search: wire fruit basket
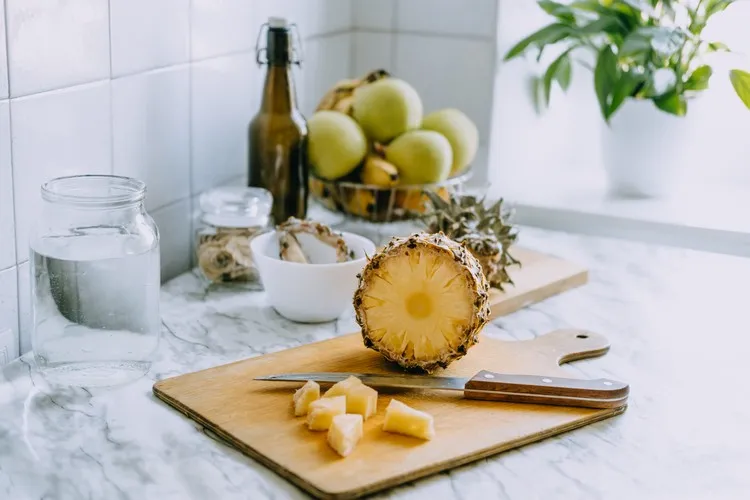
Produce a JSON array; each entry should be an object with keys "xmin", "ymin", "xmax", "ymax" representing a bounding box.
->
[{"xmin": 309, "ymin": 168, "xmax": 473, "ymax": 223}]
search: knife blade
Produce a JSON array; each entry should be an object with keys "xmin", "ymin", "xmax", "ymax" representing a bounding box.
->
[{"xmin": 255, "ymin": 370, "xmax": 630, "ymax": 410}]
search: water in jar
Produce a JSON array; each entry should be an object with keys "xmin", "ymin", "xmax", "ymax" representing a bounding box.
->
[{"xmin": 31, "ymin": 227, "xmax": 160, "ymax": 387}]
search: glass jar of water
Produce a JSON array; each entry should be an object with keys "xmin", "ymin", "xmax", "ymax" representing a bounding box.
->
[{"xmin": 30, "ymin": 175, "xmax": 161, "ymax": 387}]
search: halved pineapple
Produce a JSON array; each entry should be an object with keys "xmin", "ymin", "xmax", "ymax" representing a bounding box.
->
[
  {"xmin": 327, "ymin": 414, "xmax": 364, "ymax": 457},
  {"xmin": 292, "ymin": 380, "xmax": 320, "ymax": 416},
  {"xmin": 307, "ymin": 396, "xmax": 346, "ymax": 431},
  {"xmin": 323, "ymin": 376, "xmax": 378, "ymax": 420},
  {"xmin": 382, "ymin": 399, "xmax": 435, "ymax": 440},
  {"xmin": 353, "ymin": 232, "xmax": 491, "ymax": 373}
]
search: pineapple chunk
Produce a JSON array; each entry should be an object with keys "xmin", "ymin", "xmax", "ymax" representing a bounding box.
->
[
  {"xmin": 327, "ymin": 414, "xmax": 363, "ymax": 457},
  {"xmin": 353, "ymin": 233, "xmax": 491, "ymax": 373},
  {"xmin": 323, "ymin": 376, "xmax": 378, "ymax": 419},
  {"xmin": 322, "ymin": 375, "xmax": 363, "ymax": 398},
  {"xmin": 307, "ymin": 395, "xmax": 346, "ymax": 431},
  {"xmin": 346, "ymin": 383, "xmax": 378, "ymax": 420},
  {"xmin": 382, "ymin": 399, "xmax": 435, "ymax": 440},
  {"xmin": 292, "ymin": 380, "xmax": 320, "ymax": 416}
]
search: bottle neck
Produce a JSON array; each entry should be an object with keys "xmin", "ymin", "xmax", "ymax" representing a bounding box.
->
[
  {"xmin": 259, "ymin": 27, "xmax": 298, "ymax": 113},
  {"xmin": 260, "ymin": 65, "xmax": 298, "ymax": 113}
]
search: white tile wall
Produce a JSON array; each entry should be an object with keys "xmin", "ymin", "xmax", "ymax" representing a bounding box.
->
[
  {"xmin": 351, "ymin": 0, "xmax": 395, "ymax": 30},
  {"xmin": 0, "ymin": 0, "xmax": 504, "ymax": 360},
  {"xmin": 0, "ymin": 0, "xmax": 8, "ymax": 98},
  {"xmin": 0, "ymin": 102, "xmax": 14, "ymax": 270},
  {"xmin": 11, "ymin": 82, "xmax": 113, "ymax": 260},
  {"xmin": 191, "ymin": 52, "xmax": 256, "ymax": 193},
  {"xmin": 396, "ymin": 0, "xmax": 497, "ymax": 38},
  {"xmin": 112, "ymin": 66, "xmax": 191, "ymax": 211},
  {"xmin": 110, "ymin": 0, "xmax": 190, "ymax": 77},
  {"xmin": 5, "ymin": 0, "xmax": 110, "ymax": 96}
]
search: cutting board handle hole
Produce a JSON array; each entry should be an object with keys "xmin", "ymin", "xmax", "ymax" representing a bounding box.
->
[{"xmin": 576, "ymin": 334, "xmax": 589, "ymax": 339}]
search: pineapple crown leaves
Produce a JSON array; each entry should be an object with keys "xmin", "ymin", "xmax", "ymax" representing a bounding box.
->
[{"xmin": 417, "ymin": 190, "xmax": 522, "ymax": 289}]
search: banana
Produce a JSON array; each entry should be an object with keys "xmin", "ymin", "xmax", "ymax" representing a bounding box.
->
[
  {"xmin": 343, "ymin": 189, "xmax": 377, "ymax": 218},
  {"xmin": 315, "ymin": 69, "xmax": 391, "ymax": 115},
  {"xmin": 361, "ymin": 155, "xmax": 399, "ymax": 187}
]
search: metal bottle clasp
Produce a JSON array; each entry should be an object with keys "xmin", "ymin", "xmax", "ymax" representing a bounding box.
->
[{"xmin": 255, "ymin": 22, "xmax": 304, "ymax": 67}]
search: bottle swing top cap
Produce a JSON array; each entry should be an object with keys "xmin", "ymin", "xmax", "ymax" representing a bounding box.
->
[{"xmin": 268, "ymin": 17, "xmax": 288, "ymax": 28}]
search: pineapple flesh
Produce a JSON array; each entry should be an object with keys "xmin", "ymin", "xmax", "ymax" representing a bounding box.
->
[
  {"xmin": 382, "ymin": 399, "xmax": 435, "ymax": 440},
  {"xmin": 353, "ymin": 232, "xmax": 491, "ymax": 373},
  {"xmin": 327, "ymin": 414, "xmax": 364, "ymax": 457},
  {"xmin": 307, "ymin": 395, "xmax": 346, "ymax": 431},
  {"xmin": 323, "ymin": 376, "xmax": 378, "ymax": 419},
  {"xmin": 292, "ymin": 380, "xmax": 321, "ymax": 416}
]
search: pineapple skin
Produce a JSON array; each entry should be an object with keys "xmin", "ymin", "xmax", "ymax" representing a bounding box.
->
[{"xmin": 353, "ymin": 232, "xmax": 491, "ymax": 373}]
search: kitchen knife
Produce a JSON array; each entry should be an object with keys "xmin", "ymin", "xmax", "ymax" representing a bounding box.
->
[{"xmin": 255, "ymin": 370, "xmax": 629, "ymax": 410}]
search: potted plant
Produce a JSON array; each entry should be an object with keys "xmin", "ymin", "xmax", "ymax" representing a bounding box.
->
[{"xmin": 503, "ymin": 0, "xmax": 750, "ymax": 198}]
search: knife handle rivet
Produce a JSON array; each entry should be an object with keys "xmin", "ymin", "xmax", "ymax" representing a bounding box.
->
[
  {"xmin": 483, "ymin": 373, "xmax": 495, "ymax": 379},
  {"xmin": 542, "ymin": 378, "xmax": 552, "ymax": 383},
  {"xmin": 603, "ymin": 381, "xmax": 612, "ymax": 386}
]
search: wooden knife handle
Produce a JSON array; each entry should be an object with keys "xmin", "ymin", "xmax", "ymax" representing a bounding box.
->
[{"xmin": 463, "ymin": 370, "xmax": 629, "ymax": 410}]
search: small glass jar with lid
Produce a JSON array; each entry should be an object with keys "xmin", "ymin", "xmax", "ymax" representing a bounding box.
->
[{"xmin": 194, "ymin": 186, "xmax": 272, "ymax": 289}]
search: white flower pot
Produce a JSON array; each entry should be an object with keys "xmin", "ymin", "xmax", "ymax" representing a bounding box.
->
[{"xmin": 601, "ymin": 98, "xmax": 691, "ymax": 199}]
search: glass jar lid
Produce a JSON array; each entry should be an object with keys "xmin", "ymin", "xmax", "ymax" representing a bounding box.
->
[{"xmin": 199, "ymin": 186, "xmax": 272, "ymax": 228}]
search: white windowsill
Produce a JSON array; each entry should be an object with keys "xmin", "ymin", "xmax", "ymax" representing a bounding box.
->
[{"xmin": 497, "ymin": 176, "xmax": 750, "ymax": 258}]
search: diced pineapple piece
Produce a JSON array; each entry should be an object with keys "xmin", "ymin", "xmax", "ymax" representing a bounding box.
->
[
  {"xmin": 307, "ymin": 395, "xmax": 346, "ymax": 431},
  {"xmin": 346, "ymin": 383, "xmax": 378, "ymax": 420},
  {"xmin": 322, "ymin": 376, "xmax": 378, "ymax": 420},
  {"xmin": 382, "ymin": 399, "xmax": 435, "ymax": 440},
  {"xmin": 327, "ymin": 414, "xmax": 363, "ymax": 457},
  {"xmin": 322, "ymin": 375, "xmax": 363, "ymax": 398},
  {"xmin": 292, "ymin": 380, "xmax": 320, "ymax": 416}
]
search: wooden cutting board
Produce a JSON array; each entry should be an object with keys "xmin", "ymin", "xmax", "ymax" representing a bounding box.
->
[
  {"xmin": 154, "ymin": 329, "xmax": 626, "ymax": 499},
  {"xmin": 487, "ymin": 247, "xmax": 587, "ymax": 319}
]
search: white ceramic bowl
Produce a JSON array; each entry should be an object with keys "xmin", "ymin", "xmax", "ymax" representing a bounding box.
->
[{"xmin": 250, "ymin": 230, "xmax": 376, "ymax": 323}]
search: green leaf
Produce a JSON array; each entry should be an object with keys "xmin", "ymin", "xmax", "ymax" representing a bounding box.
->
[
  {"xmin": 684, "ymin": 65, "xmax": 713, "ymax": 91},
  {"xmin": 537, "ymin": 0, "xmax": 576, "ymax": 22},
  {"xmin": 729, "ymin": 69, "xmax": 750, "ymax": 110},
  {"xmin": 543, "ymin": 50, "xmax": 573, "ymax": 105},
  {"xmin": 705, "ymin": 0, "xmax": 736, "ymax": 18},
  {"xmin": 609, "ymin": 71, "xmax": 646, "ymax": 118},
  {"xmin": 594, "ymin": 45, "xmax": 618, "ymax": 121},
  {"xmin": 578, "ymin": 16, "xmax": 625, "ymax": 35},
  {"xmin": 653, "ymin": 91, "xmax": 687, "ymax": 116},
  {"xmin": 707, "ymin": 41, "xmax": 730, "ymax": 52},
  {"xmin": 503, "ymin": 23, "xmax": 572, "ymax": 61},
  {"xmin": 529, "ymin": 75, "xmax": 545, "ymax": 114}
]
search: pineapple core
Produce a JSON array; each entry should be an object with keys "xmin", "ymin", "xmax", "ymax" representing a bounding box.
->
[
  {"xmin": 354, "ymin": 234, "xmax": 489, "ymax": 373},
  {"xmin": 307, "ymin": 395, "xmax": 346, "ymax": 431},
  {"xmin": 382, "ymin": 399, "xmax": 435, "ymax": 440},
  {"xmin": 292, "ymin": 380, "xmax": 320, "ymax": 416},
  {"xmin": 327, "ymin": 414, "xmax": 364, "ymax": 457},
  {"xmin": 323, "ymin": 376, "xmax": 378, "ymax": 419}
]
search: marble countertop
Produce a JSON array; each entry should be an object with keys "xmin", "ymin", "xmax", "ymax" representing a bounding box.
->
[{"xmin": 2, "ymin": 223, "xmax": 750, "ymax": 500}]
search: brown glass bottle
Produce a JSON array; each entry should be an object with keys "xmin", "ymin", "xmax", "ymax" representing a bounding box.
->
[{"xmin": 248, "ymin": 18, "xmax": 308, "ymax": 224}]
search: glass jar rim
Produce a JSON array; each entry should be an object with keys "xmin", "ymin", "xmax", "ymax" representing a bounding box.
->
[
  {"xmin": 41, "ymin": 175, "xmax": 146, "ymax": 208},
  {"xmin": 199, "ymin": 186, "xmax": 272, "ymax": 227}
]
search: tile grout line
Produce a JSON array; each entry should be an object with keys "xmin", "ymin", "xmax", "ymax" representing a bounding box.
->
[
  {"xmin": 187, "ymin": 0, "xmax": 195, "ymax": 269},
  {"xmin": 107, "ymin": 0, "xmax": 115, "ymax": 176},
  {"xmin": 354, "ymin": 27, "xmax": 495, "ymax": 42},
  {"xmin": 4, "ymin": 0, "xmax": 21, "ymax": 356}
]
